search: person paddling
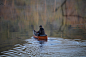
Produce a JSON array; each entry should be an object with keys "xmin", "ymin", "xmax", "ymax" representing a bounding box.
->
[{"xmin": 34, "ymin": 25, "xmax": 45, "ymax": 36}]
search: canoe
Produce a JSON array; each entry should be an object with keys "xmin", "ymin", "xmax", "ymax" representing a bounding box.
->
[
  {"xmin": 33, "ymin": 35, "xmax": 47, "ymax": 40},
  {"xmin": 33, "ymin": 31, "xmax": 47, "ymax": 40}
]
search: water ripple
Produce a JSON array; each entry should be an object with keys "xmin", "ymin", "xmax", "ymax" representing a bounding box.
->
[{"xmin": 0, "ymin": 37, "xmax": 86, "ymax": 57}]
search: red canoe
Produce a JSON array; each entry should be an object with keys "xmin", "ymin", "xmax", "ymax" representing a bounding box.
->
[{"xmin": 33, "ymin": 31, "xmax": 47, "ymax": 41}]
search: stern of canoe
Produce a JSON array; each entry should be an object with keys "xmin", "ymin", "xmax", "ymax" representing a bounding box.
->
[
  {"xmin": 33, "ymin": 30, "xmax": 47, "ymax": 41},
  {"xmin": 38, "ymin": 36, "xmax": 47, "ymax": 40}
]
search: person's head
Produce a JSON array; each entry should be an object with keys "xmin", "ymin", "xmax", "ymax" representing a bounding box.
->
[{"xmin": 39, "ymin": 25, "xmax": 42, "ymax": 28}]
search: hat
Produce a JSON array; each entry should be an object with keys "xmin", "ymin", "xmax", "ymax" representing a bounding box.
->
[{"xmin": 39, "ymin": 25, "xmax": 42, "ymax": 27}]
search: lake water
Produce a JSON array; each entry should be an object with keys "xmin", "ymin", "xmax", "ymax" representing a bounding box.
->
[{"xmin": 0, "ymin": 37, "xmax": 86, "ymax": 57}]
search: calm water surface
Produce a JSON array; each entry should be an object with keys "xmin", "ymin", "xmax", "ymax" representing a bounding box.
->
[{"xmin": 0, "ymin": 37, "xmax": 86, "ymax": 57}]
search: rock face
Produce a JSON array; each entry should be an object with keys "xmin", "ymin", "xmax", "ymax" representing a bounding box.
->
[
  {"xmin": 65, "ymin": 0, "xmax": 86, "ymax": 28},
  {"xmin": 0, "ymin": 0, "xmax": 86, "ymax": 38}
]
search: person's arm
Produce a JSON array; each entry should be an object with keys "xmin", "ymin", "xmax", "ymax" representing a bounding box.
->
[
  {"xmin": 34, "ymin": 30, "xmax": 36, "ymax": 32},
  {"xmin": 34, "ymin": 30, "xmax": 38, "ymax": 32},
  {"xmin": 37, "ymin": 29, "xmax": 41, "ymax": 33},
  {"xmin": 36, "ymin": 30, "xmax": 39, "ymax": 33}
]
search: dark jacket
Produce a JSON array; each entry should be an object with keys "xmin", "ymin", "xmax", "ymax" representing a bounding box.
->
[{"xmin": 37, "ymin": 27, "xmax": 45, "ymax": 35}]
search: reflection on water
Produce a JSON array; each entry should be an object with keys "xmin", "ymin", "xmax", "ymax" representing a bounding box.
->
[{"xmin": 0, "ymin": 37, "xmax": 86, "ymax": 57}]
